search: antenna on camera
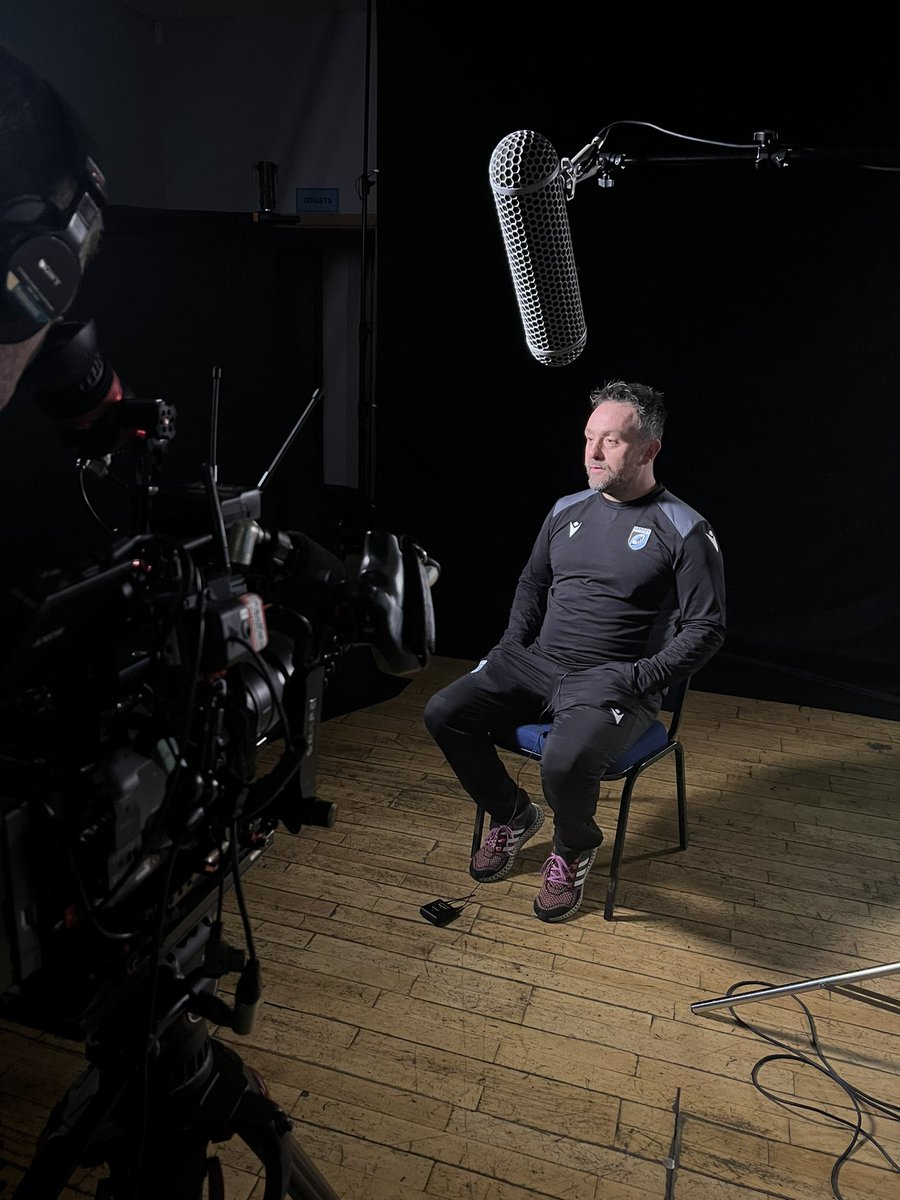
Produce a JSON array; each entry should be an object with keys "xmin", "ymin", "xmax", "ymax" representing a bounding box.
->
[
  {"xmin": 209, "ymin": 364, "xmax": 222, "ymax": 484},
  {"xmin": 203, "ymin": 461, "xmax": 232, "ymax": 571},
  {"xmin": 257, "ymin": 387, "xmax": 323, "ymax": 491},
  {"xmin": 204, "ymin": 365, "xmax": 232, "ymax": 567}
]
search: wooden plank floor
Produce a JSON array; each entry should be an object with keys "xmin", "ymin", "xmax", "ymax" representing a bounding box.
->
[{"xmin": 3, "ymin": 654, "xmax": 900, "ymax": 1199}]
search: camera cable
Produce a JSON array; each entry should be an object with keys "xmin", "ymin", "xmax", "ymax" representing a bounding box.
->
[{"xmin": 229, "ymin": 822, "xmax": 262, "ymax": 1035}]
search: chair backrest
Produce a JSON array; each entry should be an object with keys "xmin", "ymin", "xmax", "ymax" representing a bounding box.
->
[{"xmin": 659, "ymin": 674, "xmax": 690, "ymax": 742}]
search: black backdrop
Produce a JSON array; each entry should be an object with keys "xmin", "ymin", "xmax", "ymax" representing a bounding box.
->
[{"xmin": 373, "ymin": 9, "xmax": 900, "ymax": 718}]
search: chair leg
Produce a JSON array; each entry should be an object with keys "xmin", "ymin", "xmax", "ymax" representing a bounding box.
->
[
  {"xmin": 604, "ymin": 778, "xmax": 636, "ymax": 920},
  {"xmin": 471, "ymin": 806, "xmax": 486, "ymax": 858},
  {"xmin": 674, "ymin": 742, "xmax": 688, "ymax": 850}
]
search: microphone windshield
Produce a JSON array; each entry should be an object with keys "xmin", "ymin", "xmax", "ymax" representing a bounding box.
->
[{"xmin": 489, "ymin": 129, "xmax": 586, "ymax": 367}]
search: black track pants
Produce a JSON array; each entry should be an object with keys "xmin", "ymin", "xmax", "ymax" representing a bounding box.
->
[{"xmin": 423, "ymin": 642, "xmax": 659, "ymax": 858}]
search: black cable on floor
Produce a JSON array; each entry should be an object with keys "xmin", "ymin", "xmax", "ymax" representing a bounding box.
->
[{"xmin": 724, "ymin": 980, "xmax": 900, "ymax": 1199}]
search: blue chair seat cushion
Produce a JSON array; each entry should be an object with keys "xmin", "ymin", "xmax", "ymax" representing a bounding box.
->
[{"xmin": 513, "ymin": 719, "xmax": 669, "ymax": 774}]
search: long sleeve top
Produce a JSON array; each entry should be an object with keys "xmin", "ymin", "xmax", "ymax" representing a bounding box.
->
[{"xmin": 500, "ymin": 484, "xmax": 726, "ymax": 696}]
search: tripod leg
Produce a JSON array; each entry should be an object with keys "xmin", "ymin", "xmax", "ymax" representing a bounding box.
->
[
  {"xmin": 13, "ymin": 1062, "xmax": 132, "ymax": 1200},
  {"xmin": 220, "ymin": 1045, "xmax": 340, "ymax": 1200},
  {"xmin": 103, "ymin": 1134, "xmax": 210, "ymax": 1200},
  {"xmin": 13, "ymin": 1023, "xmax": 342, "ymax": 1200},
  {"xmin": 287, "ymin": 1135, "xmax": 342, "ymax": 1200}
]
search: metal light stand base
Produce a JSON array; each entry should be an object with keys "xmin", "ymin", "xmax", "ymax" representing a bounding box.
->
[{"xmin": 691, "ymin": 960, "xmax": 900, "ymax": 1017}]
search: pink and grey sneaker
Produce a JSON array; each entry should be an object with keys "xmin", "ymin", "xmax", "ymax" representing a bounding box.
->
[
  {"xmin": 533, "ymin": 848, "xmax": 598, "ymax": 921},
  {"xmin": 469, "ymin": 800, "xmax": 544, "ymax": 883}
]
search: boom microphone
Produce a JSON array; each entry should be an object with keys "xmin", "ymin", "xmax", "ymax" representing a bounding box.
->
[{"xmin": 489, "ymin": 129, "xmax": 586, "ymax": 367}]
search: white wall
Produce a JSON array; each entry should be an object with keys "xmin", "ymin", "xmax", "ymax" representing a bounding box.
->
[
  {"xmin": 1, "ymin": 0, "xmax": 375, "ymax": 486},
  {"xmin": 1, "ymin": 0, "xmax": 167, "ymax": 207},
  {"xmin": 157, "ymin": 12, "xmax": 374, "ymax": 216}
]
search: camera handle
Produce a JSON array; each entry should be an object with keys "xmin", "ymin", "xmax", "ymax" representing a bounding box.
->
[{"xmin": 13, "ymin": 1013, "xmax": 341, "ymax": 1200}]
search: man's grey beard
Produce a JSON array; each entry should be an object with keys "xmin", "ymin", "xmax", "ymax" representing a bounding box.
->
[{"xmin": 587, "ymin": 467, "xmax": 622, "ymax": 495}]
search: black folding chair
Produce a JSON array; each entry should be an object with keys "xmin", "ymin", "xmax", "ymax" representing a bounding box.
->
[{"xmin": 471, "ymin": 676, "xmax": 691, "ymax": 920}]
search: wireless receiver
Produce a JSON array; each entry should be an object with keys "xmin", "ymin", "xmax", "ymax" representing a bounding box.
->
[{"xmin": 419, "ymin": 899, "xmax": 461, "ymax": 927}]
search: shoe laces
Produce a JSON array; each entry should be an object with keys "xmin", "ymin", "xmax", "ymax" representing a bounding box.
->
[
  {"xmin": 541, "ymin": 852, "xmax": 577, "ymax": 886},
  {"xmin": 484, "ymin": 823, "xmax": 512, "ymax": 853}
]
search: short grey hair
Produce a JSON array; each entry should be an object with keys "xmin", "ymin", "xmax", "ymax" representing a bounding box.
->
[{"xmin": 589, "ymin": 380, "xmax": 666, "ymax": 441}]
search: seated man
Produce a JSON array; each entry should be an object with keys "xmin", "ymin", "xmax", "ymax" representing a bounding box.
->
[{"xmin": 424, "ymin": 380, "xmax": 726, "ymax": 922}]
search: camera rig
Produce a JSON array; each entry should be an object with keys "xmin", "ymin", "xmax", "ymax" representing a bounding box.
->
[{"xmin": 0, "ymin": 355, "xmax": 438, "ymax": 1199}]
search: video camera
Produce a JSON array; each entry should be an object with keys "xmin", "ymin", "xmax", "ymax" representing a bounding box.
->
[{"xmin": 0, "ymin": 327, "xmax": 438, "ymax": 1051}]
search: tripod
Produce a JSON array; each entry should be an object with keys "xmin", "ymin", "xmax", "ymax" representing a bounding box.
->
[{"xmin": 12, "ymin": 1008, "xmax": 341, "ymax": 1200}]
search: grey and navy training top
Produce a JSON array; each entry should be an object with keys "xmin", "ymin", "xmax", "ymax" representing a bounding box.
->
[{"xmin": 500, "ymin": 484, "xmax": 726, "ymax": 695}]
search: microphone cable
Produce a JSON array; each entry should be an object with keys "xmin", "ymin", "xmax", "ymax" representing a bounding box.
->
[{"xmin": 591, "ymin": 118, "xmax": 760, "ymax": 152}]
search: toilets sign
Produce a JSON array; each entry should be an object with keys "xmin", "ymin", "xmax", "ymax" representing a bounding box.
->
[{"xmin": 296, "ymin": 188, "xmax": 339, "ymax": 214}]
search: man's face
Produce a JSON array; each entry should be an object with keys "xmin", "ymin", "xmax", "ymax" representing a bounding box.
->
[
  {"xmin": 584, "ymin": 400, "xmax": 657, "ymax": 501},
  {"xmin": 0, "ymin": 325, "xmax": 50, "ymax": 411}
]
